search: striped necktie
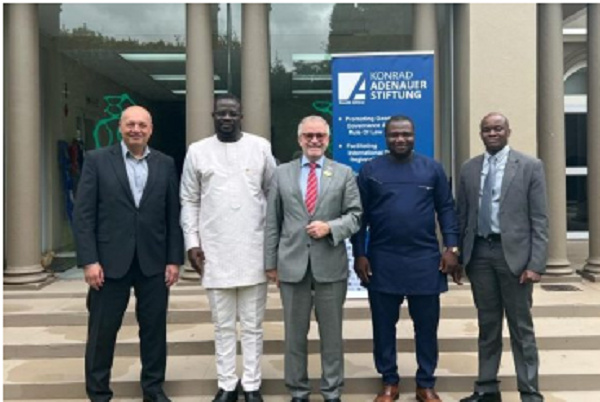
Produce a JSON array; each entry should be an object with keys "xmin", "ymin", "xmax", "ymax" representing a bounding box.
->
[{"xmin": 305, "ymin": 162, "xmax": 318, "ymax": 215}]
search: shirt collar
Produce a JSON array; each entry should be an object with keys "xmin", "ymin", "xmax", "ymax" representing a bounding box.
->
[
  {"xmin": 121, "ymin": 140, "xmax": 150, "ymax": 160},
  {"xmin": 485, "ymin": 145, "xmax": 510, "ymax": 163},
  {"xmin": 301, "ymin": 155, "xmax": 324, "ymax": 168}
]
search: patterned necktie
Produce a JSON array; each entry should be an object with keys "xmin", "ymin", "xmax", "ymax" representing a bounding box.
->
[
  {"xmin": 478, "ymin": 155, "xmax": 496, "ymax": 237},
  {"xmin": 305, "ymin": 162, "xmax": 318, "ymax": 215}
]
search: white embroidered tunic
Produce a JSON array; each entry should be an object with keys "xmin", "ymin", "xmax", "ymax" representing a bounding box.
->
[{"xmin": 180, "ymin": 132, "xmax": 276, "ymax": 288}]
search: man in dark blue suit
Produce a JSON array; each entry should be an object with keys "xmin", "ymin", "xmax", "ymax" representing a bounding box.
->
[
  {"xmin": 74, "ymin": 105, "xmax": 184, "ymax": 402},
  {"xmin": 351, "ymin": 115, "xmax": 460, "ymax": 402}
]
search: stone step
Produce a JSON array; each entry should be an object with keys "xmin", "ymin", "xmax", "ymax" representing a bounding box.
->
[
  {"xmin": 5, "ymin": 351, "xmax": 600, "ymax": 399},
  {"xmin": 6, "ymin": 392, "xmax": 600, "ymax": 402},
  {"xmin": 4, "ymin": 317, "xmax": 600, "ymax": 359},
  {"xmin": 5, "ymin": 284, "xmax": 599, "ymax": 327},
  {"xmin": 2, "ymin": 275, "xmax": 587, "ymax": 299}
]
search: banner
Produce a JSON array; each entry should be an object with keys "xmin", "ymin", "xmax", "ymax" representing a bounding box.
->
[
  {"xmin": 332, "ymin": 52, "xmax": 434, "ymax": 171},
  {"xmin": 331, "ymin": 51, "xmax": 435, "ymax": 297}
]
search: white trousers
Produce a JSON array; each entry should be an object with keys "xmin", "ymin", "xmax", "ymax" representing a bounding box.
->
[{"xmin": 206, "ymin": 282, "xmax": 268, "ymax": 392}]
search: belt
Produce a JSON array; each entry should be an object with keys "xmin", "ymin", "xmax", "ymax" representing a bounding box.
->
[{"xmin": 477, "ymin": 233, "xmax": 501, "ymax": 242}]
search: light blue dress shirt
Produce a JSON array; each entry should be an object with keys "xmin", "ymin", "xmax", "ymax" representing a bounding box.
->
[
  {"xmin": 121, "ymin": 141, "xmax": 150, "ymax": 207},
  {"xmin": 479, "ymin": 145, "xmax": 510, "ymax": 234},
  {"xmin": 299, "ymin": 155, "xmax": 324, "ymax": 200}
]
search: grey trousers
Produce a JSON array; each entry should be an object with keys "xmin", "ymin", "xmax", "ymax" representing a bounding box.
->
[
  {"xmin": 279, "ymin": 268, "xmax": 347, "ymax": 399},
  {"xmin": 467, "ymin": 237, "xmax": 543, "ymax": 402}
]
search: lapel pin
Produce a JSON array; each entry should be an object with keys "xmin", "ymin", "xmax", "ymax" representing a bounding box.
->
[{"xmin": 324, "ymin": 170, "xmax": 333, "ymax": 177}]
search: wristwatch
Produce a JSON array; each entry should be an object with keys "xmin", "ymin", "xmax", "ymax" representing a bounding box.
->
[{"xmin": 445, "ymin": 246, "xmax": 460, "ymax": 256}]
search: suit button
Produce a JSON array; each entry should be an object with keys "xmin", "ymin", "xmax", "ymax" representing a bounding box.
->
[{"xmin": 307, "ymin": 243, "xmax": 310, "ymax": 247}]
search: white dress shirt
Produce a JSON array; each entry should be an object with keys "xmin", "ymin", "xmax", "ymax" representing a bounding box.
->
[{"xmin": 180, "ymin": 132, "xmax": 276, "ymax": 288}]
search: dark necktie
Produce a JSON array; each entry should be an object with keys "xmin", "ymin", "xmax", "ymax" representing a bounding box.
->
[
  {"xmin": 478, "ymin": 155, "xmax": 496, "ymax": 237},
  {"xmin": 305, "ymin": 162, "xmax": 318, "ymax": 215}
]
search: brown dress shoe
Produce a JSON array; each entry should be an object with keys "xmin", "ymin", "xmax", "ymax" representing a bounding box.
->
[
  {"xmin": 416, "ymin": 387, "xmax": 442, "ymax": 402},
  {"xmin": 374, "ymin": 383, "xmax": 399, "ymax": 402}
]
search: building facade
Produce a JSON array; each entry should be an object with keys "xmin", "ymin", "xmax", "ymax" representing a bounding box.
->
[{"xmin": 3, "ymin": 3, "xmax": 599, "ymax": 284}]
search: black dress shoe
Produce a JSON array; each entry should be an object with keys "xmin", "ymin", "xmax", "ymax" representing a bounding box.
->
[
  {"xmin": 460, "ymin": 392, "xmax": 502, "ymax": 402},
  {"xmin": 244, "ymin": 390, "xmax": 264, "ymax": 402},
  {"xmin": 290, "ymin": 398, "xmax": 309, "ymax": 402},
  {"xmin": 143, "ymin": 391, "xmax": 172, "ymax": 402},
  {"xmin": 213, "ymin": 388, "xmax": 240, "ymax": 402},
  {"xmin": 325, "ymin": 398, "xmax": 341, "ymax": 402}
]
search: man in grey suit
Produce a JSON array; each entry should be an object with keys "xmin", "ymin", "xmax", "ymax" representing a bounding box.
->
[
  {"xmin": 457, "ymin": 113, "xmax": 548, "ymax": 402},
  {"xmin": 265, "ymin": 115, "xmax": 362, "ymax": 402}
]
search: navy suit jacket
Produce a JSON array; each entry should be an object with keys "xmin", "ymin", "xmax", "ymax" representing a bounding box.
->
[{"xmin": 74, "ymin": 143, "xmax": 184, "ymax": 279}]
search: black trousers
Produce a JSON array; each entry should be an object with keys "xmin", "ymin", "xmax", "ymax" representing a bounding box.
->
[{"xmin": 85, "ymin": 254, "xmax": 169, "ymax": 401}]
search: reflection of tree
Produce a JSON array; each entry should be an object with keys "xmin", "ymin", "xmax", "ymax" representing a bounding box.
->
[
  {"xmin": 213, "ymin": 33, "xmax": 242, "ymax": 95},
  {"xmin": 271, "ymin": 56, "xmax": 291, "ymax": 99},
  {"xmin": 60, "ymin": 23, "xmax": 185, "ymax": 51},
  {"xmin": 60, "ymin": 22, "xmax": 243, "ymax": 95},
  {"xmin": 293, "ymin": 60, "xmax": 330, "ymax": 76},
  {"xmin": 327, "ymin": 4, "xmax": 412, "ymax": 54}
]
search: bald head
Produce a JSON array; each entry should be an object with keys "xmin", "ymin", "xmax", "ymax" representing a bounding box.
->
[
  {"xmin": 120, "ymin": 105, "xmax": 153, "ymax": 125},
  {"xmin": 119, "ymin": 105, "xmax": 153, "ymax": 156}
]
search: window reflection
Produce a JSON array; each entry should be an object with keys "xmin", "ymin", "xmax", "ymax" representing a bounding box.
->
[
  {"xmin": 270, "ymin": 4, "xmax": 415, "ymax": 162},
  {"xmin": 567, "ymin": 176, "xmax": 588, "ymax": 232},
  {"xmin": 565, "ymin": 113, "xmax": 587, "ymax": 167}
]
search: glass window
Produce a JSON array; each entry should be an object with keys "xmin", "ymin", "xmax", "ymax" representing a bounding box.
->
[
  {"xmin": 567, "ymin": 176, "xmax": 588, "ymax": 232},
  {"xmin": 565, "ymin": 113, "xmax": 588, "ymax": 233},
  {"xmin": 54, "ymin": 3, "xmax": 187, "ymax": 156},
  {"xmin": 565, "ymin": 67, "xmax": 587, "ymax": 95},
  {"xmin": 214, "ymin": 4, "xmax": 243, "ymax": 97},
  {"xmin": 40, "ymin": 4, "xmax": 189, "ymax": 250},
  {"xmin": 269, "ymin": 4, "xmax": 453, "ymax": 164},
  {"xmin": 565, "ymin": 113, "xmax": 587, "ymax": 167}
]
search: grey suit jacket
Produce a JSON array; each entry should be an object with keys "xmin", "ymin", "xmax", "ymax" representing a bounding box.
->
[
  {"xmin": 457, "ymin": 149, "xmax": 549, "ymax": 275},
  {"xmin": 264, "ymin": 158, "xmax": 362, "ymax": 283}
]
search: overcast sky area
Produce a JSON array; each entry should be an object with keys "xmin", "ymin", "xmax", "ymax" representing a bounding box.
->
[
  {"xmin": 61, "ymin": 3, "xmax": 187, "ymax": 43},
  {"xmin": 59, "ymin": 3, "xmax": 336, "ymax": 71},
  {"xmin": 270, "ymin": 4, "xmax": 334, "ymax": 69}
]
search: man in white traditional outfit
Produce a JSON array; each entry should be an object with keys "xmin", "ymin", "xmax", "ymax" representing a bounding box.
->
[{"xmin": 180, "ymin": 94, "xmax": 276, "ymax": 402}]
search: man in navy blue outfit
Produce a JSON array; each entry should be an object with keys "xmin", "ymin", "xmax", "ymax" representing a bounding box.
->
[{"xmin": 351, "ymin": 115, "xmax": 460, "ymax": 402}]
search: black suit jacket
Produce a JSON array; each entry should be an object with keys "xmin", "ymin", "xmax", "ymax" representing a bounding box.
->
[{"xmin": 74, "ymin": 143, "xmax": 184, "ymax": 279}]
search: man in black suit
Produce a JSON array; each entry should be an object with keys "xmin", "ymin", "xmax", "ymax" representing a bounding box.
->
[{"xmin": 74, "ymin": 105, "xmax": 184, "ymax": 402}]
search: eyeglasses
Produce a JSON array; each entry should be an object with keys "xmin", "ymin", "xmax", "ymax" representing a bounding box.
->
[{"xmin": 301, "ymin": 132, "xmax": 327, "ymax": 140}]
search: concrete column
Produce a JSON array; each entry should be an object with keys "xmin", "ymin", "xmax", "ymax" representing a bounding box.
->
[
  {"xmin": 453, "ymin": 4, "xmax": 537, "ymax": 174},
  {"xmin": 413, "ymin": 4, "xmax": 441, "ymax": 161},
  {"xmin": 453, "ymin": 4, "xmax": 471, "ymax": 179},
  {"xmin": 583, "ymin": 4, "xmax": 600, "ymax": 278},
  {"xmin": 182, "ymin": 4, "xmax": 215, "ymax": 281},
  {"xmin": 537, "ymin": 4, "xmax": 572, "ymax": 274},
  {"xmin": 241, "ymin": 4, "xmax": 271, "ymax": 140},
  {"xmin": 41, "ymin": 34, "xmax": 65, "ymax": 251},
  {"xmin": 4, "ymin": 4, "xmax": 49, "ymax": 284},
  {"xmin": 186, "ymin": 3, "xmax": 214, "ymax": 144}
]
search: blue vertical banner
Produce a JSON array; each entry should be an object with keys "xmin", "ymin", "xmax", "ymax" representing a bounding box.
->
[
  {"xmin": 332, "ymin": 52, "xmax": 434, "ymax": 172},
  {"xmin": 331, "ymin": 52, "xmax": 435, "ymax": 298}
]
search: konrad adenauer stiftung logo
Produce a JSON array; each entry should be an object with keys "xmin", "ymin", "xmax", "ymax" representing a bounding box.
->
[{"xmin": 338, "ymin": 72, "xmax": 366, "ymax": 105}]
